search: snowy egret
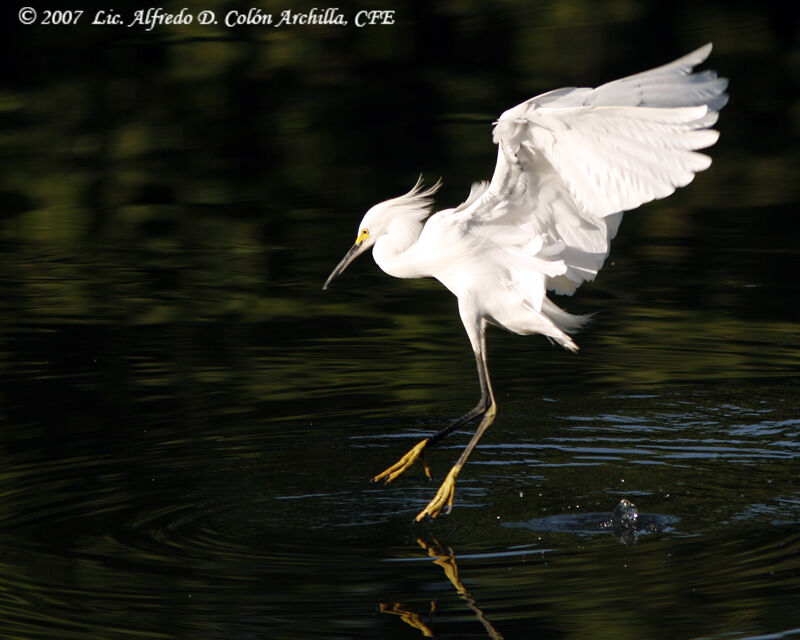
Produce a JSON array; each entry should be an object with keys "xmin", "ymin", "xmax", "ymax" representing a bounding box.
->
[{"xmin": 323, "ymin": 44, "xmax": 728, "ymax": 521}]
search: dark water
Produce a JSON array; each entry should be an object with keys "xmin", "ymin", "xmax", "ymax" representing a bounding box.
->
[{"xmin": 2, "ymin": 3, "xmax": 800, "ymax": 639}]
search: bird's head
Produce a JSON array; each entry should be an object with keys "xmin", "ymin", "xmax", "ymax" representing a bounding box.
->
[
  {"xmin": 321, "ymin": 208, "xmax": 380, "ymax": 291},
  {"xmin": 322, "ymin": 177, "xmax": 440, "ymax": 290}
]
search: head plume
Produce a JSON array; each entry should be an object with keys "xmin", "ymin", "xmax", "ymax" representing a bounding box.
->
[{"xmin": 378, "ymin": 175, "xmax": 442, "ymax": 222}]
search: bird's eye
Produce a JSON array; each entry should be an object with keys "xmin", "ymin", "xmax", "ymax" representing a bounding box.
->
[{"xmin": 356, "ymin": 228, "xmax": 370, "ymax": 244}]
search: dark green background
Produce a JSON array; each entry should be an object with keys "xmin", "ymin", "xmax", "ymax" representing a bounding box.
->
[{"xmin": 1, "ymin": 2, "xmax": 798, "ymax": 639}]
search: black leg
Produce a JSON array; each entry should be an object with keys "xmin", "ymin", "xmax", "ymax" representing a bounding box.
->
[
  {"xmin": 373, "ymin": 333, "xmax": 494, "ymax": 485},
  {"xmin": 427, "ymin": 346, "xmax": 494, "ymax": 446},
  {"xmin": 415, "ymin": 333, "xmax": 498, "ymax": 521}
]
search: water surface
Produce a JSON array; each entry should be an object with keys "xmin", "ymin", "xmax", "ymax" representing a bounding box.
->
[{"xmin": 2, "ymin": 2, "xmax": 799, "ymax": 639}]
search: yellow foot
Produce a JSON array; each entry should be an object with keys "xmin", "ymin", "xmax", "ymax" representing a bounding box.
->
[
  {"xmin": 373, "ymin": 438, "xmax": 429, "ymax": 484},
  {"xmin": 415, "ymin": 464, "xmax": 462, "ymax": 521}
]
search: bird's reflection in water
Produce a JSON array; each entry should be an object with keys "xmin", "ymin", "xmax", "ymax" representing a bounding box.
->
[
  {"xmin": 379, "ymin": 601, "xmax": 436, "ymax": 638},
  {"xmin": 380, "ymin": 538, "xmax": 504, "ymax": 640}
]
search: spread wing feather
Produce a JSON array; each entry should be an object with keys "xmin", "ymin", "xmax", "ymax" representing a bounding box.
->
[{"xmin": 452, "ymin": 43, "xmax": 728, "ymax": 295}]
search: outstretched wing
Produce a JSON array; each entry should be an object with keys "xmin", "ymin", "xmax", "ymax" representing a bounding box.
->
[{"xmin": 454, "ymin": 43, "xmax": 728, "ymax": 295}]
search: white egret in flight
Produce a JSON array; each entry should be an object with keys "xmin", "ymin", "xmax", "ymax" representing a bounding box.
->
[{"xmin": 324, "ymin": 44, "xmax": 728, "ymax": 520}]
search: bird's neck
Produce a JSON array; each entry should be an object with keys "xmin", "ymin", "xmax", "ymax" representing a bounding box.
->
[{"xmin": 372, "ymin": 218, "xmax": 426, "ymax": 279}]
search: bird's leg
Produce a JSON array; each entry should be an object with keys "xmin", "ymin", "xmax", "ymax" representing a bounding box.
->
[
  {"xmin": 416, "ymin": 324, "xmax": 496, "ymax": 521},
  {"xmin": 373, "ymin": 351, "xmax": 492, "ymax": 485},
  {"xmin": 415, "ymin": 403, "xmax": 496, "ymax": 521},
  {"xmin": 372, "ymin": 396, "xmax": 491, "ymax": 484},
  {"xmin": 373, "ymin": 438, "xmax": 430, "ymax": 484}
]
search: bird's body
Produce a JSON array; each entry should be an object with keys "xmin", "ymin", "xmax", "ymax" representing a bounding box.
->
[
  {"xmin": 324, "ymin": 44, "xmax": 728, "ymax": 520},
  {"xmin": 368, "ymin": 180, "xmax": 587, "ymax": 351}
]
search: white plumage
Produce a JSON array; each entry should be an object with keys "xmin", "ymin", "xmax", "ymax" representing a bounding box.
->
[{"xmin": 324, "ymin": 44, "xmax": 728, "ymax": 520}]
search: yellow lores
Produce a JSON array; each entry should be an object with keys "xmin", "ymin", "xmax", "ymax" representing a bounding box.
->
[
  {"xmin": 355, "ymin": 228, "xmax": 370, "ymax": 245},
  {"xmin": 324, "ymin": 45, "xmax": 727, "ymax": 521}
]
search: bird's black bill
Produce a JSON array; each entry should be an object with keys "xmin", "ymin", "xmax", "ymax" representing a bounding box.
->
[{"xmin": 322, "ymin": 242, "xmax": 369, "ymax": 290}]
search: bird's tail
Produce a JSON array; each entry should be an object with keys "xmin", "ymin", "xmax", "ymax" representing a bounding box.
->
[{"xmin": 542, "ymin": 298, "xmax": 592, "ymax": 352}]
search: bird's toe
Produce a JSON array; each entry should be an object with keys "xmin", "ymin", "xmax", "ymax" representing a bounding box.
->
[
  {"xmin": 373, "ymin": 438, "xmax": 429, "ymax": 484},
  {"xmin": 415, "ymin": 464, "xmax": 461, "ymax": 521}
]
